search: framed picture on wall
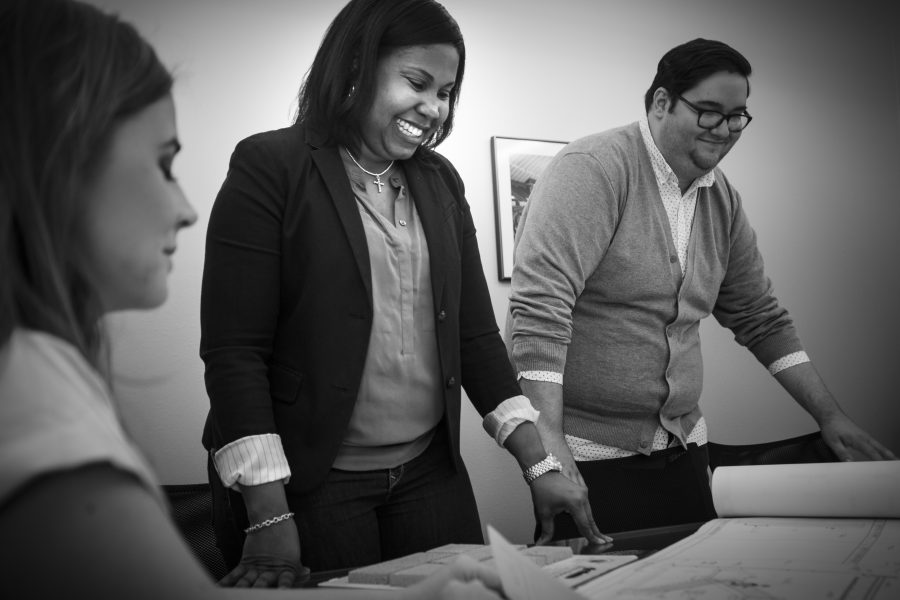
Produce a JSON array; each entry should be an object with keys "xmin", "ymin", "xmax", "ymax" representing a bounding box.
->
[{"xmin": 491, "ymin": 136, "xmax": 568, "ymax": 280}]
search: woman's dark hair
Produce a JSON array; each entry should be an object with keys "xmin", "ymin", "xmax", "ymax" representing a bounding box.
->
[
  {"xmin": 644, "ymin": 38, "xmax": 752, "ymax": 112},
  {"xmin": 296, "ymin": 0, "xmax": 465, "ymax": 154},
  {"xmin": 0, "ymin": 0, "xmax": 173, "ymax": 365}
]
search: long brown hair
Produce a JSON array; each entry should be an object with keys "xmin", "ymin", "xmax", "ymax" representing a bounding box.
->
[{"xmin": 0, "ymin": 0, "xmax": 173, "ymax": 367}]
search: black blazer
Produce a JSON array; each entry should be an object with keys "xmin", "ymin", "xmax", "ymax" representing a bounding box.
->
[{"xmin": 200, "ymin": 124, "xmax": 521, "ymax": 495}]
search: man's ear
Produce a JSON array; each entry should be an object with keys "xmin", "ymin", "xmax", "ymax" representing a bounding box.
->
[{"xmin": 650, "ymin": 87, "xmax": 672, "ymax": 117}]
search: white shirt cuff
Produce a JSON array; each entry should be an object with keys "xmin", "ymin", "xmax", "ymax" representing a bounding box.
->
[
  {"xmin": 213, "ymin": 433, "xmax": 291, "ymax": 491},
  {"xmin": 483, "ymin": 395, "xmax": 540, "ymax": 447},
  {"xmin": 767, "ymin": 351, "xmax": 810, "ymax": 375},
  {"xmin": 518, "ymin": 370, "xmax": 563, "ymax": 385}
]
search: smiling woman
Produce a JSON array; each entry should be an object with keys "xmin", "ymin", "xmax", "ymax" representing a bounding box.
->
[
  {"xmin": 357, "ymin": 43, "xmax": 460, "ymax": 166},
  {"xmin": 199, "ymin": 0, "xmax": 603, "ymax": 588}
]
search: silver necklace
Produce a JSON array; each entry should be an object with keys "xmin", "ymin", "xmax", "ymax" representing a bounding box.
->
[{"xmin": 346, "ymin": 149, "xmax": 394, "ymax": 193}]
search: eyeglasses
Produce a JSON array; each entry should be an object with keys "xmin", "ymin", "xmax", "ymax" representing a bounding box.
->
[{"xmin": 675, "ymin": 95, "xmax": 753, "ymax": 132}]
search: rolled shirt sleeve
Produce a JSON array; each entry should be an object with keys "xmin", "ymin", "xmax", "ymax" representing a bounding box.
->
[
  {"xmin": 213, "ymin": 433, "xmax": 291, "ymax": 491},
  {"xmin": 482, "ymin": 395, "xmax": 540, "ymax": 447}
]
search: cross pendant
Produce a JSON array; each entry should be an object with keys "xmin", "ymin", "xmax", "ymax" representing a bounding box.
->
[{"xmin": 374, "ymin": 174, "xmax": 384, "ymax": 193}]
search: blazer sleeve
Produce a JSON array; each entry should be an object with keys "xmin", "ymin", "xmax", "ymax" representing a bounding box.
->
[
  {"xmin": 439, "ymin": 157, "xmax": 523, "ymax": 416},
  {"xmin": 200, "ymin": 133, "xmax": 289, "ymax": 447}
]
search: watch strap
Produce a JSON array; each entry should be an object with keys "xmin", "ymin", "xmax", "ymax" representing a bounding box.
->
[{"xmin": 523, "ymin": 453, "xmax": 563, "ymax": 484}]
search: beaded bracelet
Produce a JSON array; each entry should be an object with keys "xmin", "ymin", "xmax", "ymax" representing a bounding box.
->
[{"xmin": 243, "ymin": 512, "xmax": 295, "ymax": 535}]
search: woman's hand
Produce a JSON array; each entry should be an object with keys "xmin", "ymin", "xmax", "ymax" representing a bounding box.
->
[
  {"xmin": 529, "ymin": 470, "xmax": 611, "ymax": 546},
  {"xmin": 218, "ymin": 519, "xmax": 307, "ymax": 588},
  {"xmin": 400, "ymin": 555, "xmax": 504, "ymax": 600},
  {"xmin": 502, "ymin": 415, "xmax": 610, "ymax": 547}
]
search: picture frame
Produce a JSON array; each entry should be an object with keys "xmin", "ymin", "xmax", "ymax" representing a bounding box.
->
[{"xmin": 491, "ymin": 136, "xmax": 568, "ymax": 280}]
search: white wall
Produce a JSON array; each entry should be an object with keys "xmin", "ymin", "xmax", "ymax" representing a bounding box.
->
[{"xmin": 90, "ymin": 0, "xmax": 900, "ymax": 544}]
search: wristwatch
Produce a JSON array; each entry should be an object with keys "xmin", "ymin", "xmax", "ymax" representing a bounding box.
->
[{"xmin": 523, "ymin": 453, "xmax": 563, "ymax": 484}]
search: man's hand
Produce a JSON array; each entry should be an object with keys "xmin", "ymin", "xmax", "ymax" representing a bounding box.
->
[
  {"xmin": 773, "ymin": 361, "xmax": 896, "ymax": 461},
  {"xmin": 218, "ymin": 519, "xmax": 307, "ymax": 588},
  {"xmin": 529, "ymin": 471, "xmax": 612, "ymax": 546},
  {"xmin": 820, "ymin": 413, "xmax": 897, "ymax": 461}
]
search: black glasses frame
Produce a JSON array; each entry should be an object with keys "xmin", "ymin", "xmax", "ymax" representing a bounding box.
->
[{"xmin": 675, "ymin": 95, "xmax": 753, "ymax": 132}]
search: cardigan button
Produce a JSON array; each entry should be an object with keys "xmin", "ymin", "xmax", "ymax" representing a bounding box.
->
[
  {"xmin": 670, "ymin": 255, "xmax": 678, "ymax": 263},
  {"xmin": 437, "ymin": 310, "xmax": 447, "ymax": 321},
  {"xmin": 446, "ymin": 376, "xmax": 457, "ymax": 388}
]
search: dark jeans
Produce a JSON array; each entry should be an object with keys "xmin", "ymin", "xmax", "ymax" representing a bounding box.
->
[
  {"xmin": 546, "ymin": 442, "xmax": 717, "ymax": 541},
  {"xmin": 211, "ymin": 428, "xmax": 483, "ymax": 573}
]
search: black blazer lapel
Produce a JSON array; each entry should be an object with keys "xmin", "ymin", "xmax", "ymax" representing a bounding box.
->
[{"xmin": 308, "ymin": 137, "xmax": 373, "ymax": 306}]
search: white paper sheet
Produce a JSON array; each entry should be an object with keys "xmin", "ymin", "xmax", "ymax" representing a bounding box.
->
[
  {"xmin": 487, "ymin": 525, "xmax": 583, "ymax": 600},
  {"xmin": 578, "ymin": 517, "xmax": 900, "ymax": 600},
  {"xmin": 575, "ymin": 461, "xmax": 900, "ymax": 599}
]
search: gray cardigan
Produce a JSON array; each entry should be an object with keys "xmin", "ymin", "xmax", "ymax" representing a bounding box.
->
[{"xmin": 508, "ymin": 122, "xmax": 802, "ymax": 455}]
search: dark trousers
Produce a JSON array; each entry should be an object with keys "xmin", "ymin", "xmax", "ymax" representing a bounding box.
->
[
  {"xmin": 211, "ymin": 428, "xmax": 483, "ymax": 573},
  {"xmin": 546, "ymin": 442, "xmax": 717, "ymax": 541}
]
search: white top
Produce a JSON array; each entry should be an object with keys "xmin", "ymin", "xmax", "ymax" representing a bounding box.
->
[{"xmin": 0, "ymin": 329, "xmax": 163, "ymax": 506}]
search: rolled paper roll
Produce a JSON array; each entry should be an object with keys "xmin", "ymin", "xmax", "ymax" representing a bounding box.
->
[{"xmin": 712, "ymin": 460, "xmax": 900, "ymax": 518}]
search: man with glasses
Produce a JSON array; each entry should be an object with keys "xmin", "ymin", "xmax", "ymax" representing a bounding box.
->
[{"xmin": 506, "ymin": 38, "xmax": 894, "ymax": 541}]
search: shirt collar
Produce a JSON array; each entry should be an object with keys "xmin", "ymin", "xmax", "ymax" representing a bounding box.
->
[{"xmin": 639, "ymin": 117, "xmax": 716, "ymax": 194}]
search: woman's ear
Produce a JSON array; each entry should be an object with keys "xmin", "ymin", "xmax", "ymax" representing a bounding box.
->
[{"xmin": 345, "ymin": 55, "xmax": 360, "ymax": 100}]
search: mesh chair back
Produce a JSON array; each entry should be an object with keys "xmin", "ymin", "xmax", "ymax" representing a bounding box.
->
[{"xmin": 163, "ymin": 483, "xmax": 229, "ymax": 581}]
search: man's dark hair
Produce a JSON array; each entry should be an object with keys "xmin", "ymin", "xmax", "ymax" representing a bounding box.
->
[{"xmin": 643, "ymin": 38, "xmax": 752, "ymax": 112}]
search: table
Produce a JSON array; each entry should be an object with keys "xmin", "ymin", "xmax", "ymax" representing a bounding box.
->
[{"xmin": 298, "ymin": 521, "xmax": 705, "ymax": 588}]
